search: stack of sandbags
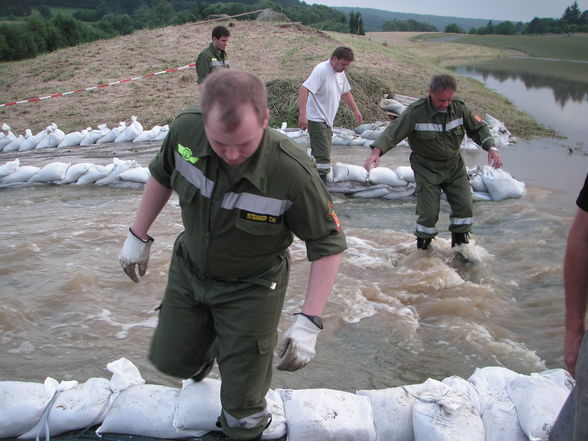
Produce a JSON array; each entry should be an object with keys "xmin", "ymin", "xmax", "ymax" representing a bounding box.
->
[
  {"xmin": 0, "ymin": 158, "xmax": 150, "ymax": 188},
  {"xmin": 468, "ymin": 166, "xmax": 526, "ymax": 201},
  {"xmin": 327, "ymin": 163, "xmax": 416, "ymax": 200},
  {"xmin": 0, "ymin": 358, "xmax": 144, "ymax": 440}
]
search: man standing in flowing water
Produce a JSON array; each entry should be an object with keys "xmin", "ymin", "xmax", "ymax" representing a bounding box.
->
[
  {"xmin": 364, "ymin": 74, "xmax": 503, "ymax": 250},
  {"xmin": 298, "ymin": 46, "xmax": 363, "ymax": 182},
  {"xmin": 119, "ymin": 69, "xmax": 347, "ymax": 441},
  {"xmin": 196, "ymin": 25, "xmax": 230, "ymax": 89},
  {"xmin": 550, "ymin": 173, "xmax": 588, "ymax": 441}
]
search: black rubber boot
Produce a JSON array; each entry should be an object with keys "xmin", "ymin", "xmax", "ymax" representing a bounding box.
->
[
  {"xmin": 451, "ymin": 232, "xmax": 470, "ymax": 247},
  {"xmin": 416, "ymin": 237, "xmax": 431, "ymax": 250}
]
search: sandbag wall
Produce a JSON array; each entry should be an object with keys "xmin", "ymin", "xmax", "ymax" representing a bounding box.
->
[{"xmin": 0, "ymin": 358, "xmax": 573, "ymax": 441}]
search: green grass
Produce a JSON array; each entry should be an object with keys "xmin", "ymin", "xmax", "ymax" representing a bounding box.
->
[{"xmin": 445, "ymin": 34, "xmax": 588, "ymax": 62}]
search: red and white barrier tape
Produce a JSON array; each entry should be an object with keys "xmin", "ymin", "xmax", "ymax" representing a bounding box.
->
[{"xmin": 0, "ymin": 62, "xmax": 196, "ymax": 108}]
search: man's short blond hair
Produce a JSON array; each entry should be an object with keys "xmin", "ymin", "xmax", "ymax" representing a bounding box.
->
[{"xmin": 201, "ymin": 69, "xmax": 267, "ymax": 131}]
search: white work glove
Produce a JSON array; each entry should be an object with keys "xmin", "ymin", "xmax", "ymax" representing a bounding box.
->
[
  {"xmin": 119, "ymin": 228, "xmax": 154, "ymax": 283},
  {"xmin": 276, "ymin": 314, "xmax": 322, "ymax": 372}
]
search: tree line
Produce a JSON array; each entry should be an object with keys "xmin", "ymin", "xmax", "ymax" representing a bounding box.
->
[
  {"xmin": 0, "ymin": 0, "xmax": 365, "ymax": 62},
  {"xmin": 443, "ymin": 1, "xmax": 588, "ymax": 34},
  {"xmin": 1, "ymin": 0, "xmax": 586, "ymax": 62}
]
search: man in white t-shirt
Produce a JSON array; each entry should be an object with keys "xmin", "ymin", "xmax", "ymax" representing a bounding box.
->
[{"xmin": 298, "ymin": 46, "xmax": 363, "ymax": 181}]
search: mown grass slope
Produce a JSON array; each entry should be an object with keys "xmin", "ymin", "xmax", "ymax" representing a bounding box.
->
[{"xmin": 0, "ymin": 21, "xmax": 554, "ymax": 138}]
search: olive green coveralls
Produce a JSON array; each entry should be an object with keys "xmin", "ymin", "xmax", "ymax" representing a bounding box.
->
[
  {"xmin": 196, "ymin": 43, "xmax": 229, "ymax": 85},
  {"xmin": 373, "ymin": 96, "xmax": 496, "ymax": 239},
  {"xmin": 148, "ymin": 108, "xmax": 347, "ymax": 440}
]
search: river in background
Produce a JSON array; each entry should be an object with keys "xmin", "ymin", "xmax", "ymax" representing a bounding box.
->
[
  {"xmin": 452, "ymin": 56, "xmax": 588, "ymax": 151},
  {"xmin": 1, "ymin": 129, "xmax": 587, "ymax": 392}
]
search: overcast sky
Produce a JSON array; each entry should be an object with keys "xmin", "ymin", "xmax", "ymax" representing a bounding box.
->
[{"xmin": 308, "ymin": 0, "xmax": 588, "ymax": 22}]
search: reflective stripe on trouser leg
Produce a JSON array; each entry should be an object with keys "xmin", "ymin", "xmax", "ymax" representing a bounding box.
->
[
  {"xmin": 307, "ymin": 120, "xmax": 332, "ymax": 176},
  {"xmin": 442, "ymin": 165, "xmax": 473, "ymax": 233},
  {"xmin": 216, "ymin": 256, "xmax": 290, "ymax": 440},
  {"xmin": 414, "ymin": 180, "xmax": 441, "ymax": 239}
]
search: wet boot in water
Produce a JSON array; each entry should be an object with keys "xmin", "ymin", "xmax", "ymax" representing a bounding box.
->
[
  {"xmin": 451, "ymin": 232, "xmax": 470, "ymax": 248},
  {"xmin": 416, "ymin": 237, "xmax": 431, "ymax": 250}
]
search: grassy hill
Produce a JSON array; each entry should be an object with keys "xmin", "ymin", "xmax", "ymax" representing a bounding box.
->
[
  {"xmin": 333, "ymin": 7, "xmax": 500, "ymax": 32},
  {"xmin": 0, "ymin": 21, "xmax": 550, "ymax": 138}
]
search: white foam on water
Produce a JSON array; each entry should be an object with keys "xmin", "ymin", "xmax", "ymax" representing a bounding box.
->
[{"xmin": 93, "ymin": 309, "xmax": 158, "ymax": 339}]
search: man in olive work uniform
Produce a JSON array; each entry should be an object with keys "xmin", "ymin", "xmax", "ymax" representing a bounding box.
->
[
  {"xmin": 196, "ymin": 25, "xmax": 230, "ymax": 88},
  {"xmin": 119, "ymin": 69, "xmax": 346, "ymax": 441},
  {"xmin": 364, "ymin": 74, "xmax": 503, "ymax": 250}
]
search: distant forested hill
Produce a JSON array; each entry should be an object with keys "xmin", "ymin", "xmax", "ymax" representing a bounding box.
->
[{"xmin": 333, "ymin": 7, "xmax": 503, "ymax": 32}]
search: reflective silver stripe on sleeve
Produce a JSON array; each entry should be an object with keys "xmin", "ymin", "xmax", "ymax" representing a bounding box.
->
[
  {"xmin": 415, "ymin": 118, "xmax": 463, "ymax": 132},
  {"xmin": 174, "ymin": 151, "xmax": 215, "ymax": 198},
  {"xmin": 450, "ymin": 216, "xmax": 473, "ymax": 225},
  {"xmin": 210, "ymin": 60, "xmax": 227, "ymax": 67},
  {"xmin": 416, "ymin": 224, "xmax": 438, "ymax": 234},
  {"xmin": 415, "ymin": 123, "xmax": 442, "ymax": 132},
  {"xmin": 316, "ymin": 163, "xmax": 332, "ymax": 171},
  {"xmin": 446, "ymin": 117, "xmax": 463, "ymax": 130},
  {"xmin": 223, "ymin": 408, "xmax": 271, "ymax": 430},
  {"xmin": 221, "ymin": 191, "xmax": 293, "ymax": 216}
]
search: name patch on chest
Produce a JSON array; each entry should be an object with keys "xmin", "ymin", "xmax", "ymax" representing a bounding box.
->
[{"xmin": 240, "ymin": 210, "xmax": 282, "ymax": 224}]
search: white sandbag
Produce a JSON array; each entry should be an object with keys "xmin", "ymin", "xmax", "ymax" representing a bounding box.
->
[
  {"xmin": 360, "ymin": 129, "xmax": 385, "ymax": 140},
  {"xmin": 174, "ymin": 379, "xmax": 285, "ymax": 440},
  {"xmin": 134, "ymin": 125, "xmax": 161, "ymax": 142},
  {"xmin": 506, "ymin": 373, "xmax": 570, "ymax": 440},
  {"xmin": 119, "ymin": 166, "xmax": 150, "ymax": 184},
  {"xmin": 29, "ymin": 162, "xmax": 70, "ymax": 183},
  {"xmin": 106, "ymin": 357, "xmax": 145, "ymax": 393},
  {"xmin": 173, "ymin": 378, "xmax": 222, "ymax": 433},
  {"xmin": 278, "ymin": 388, "xmax": 376, "ymax": 441},
  {"xmin": 538, "ymin": 368, "xmax": 575, "ymax": 391},
  {"xmin": 468, "ymin": 366, "xmax": 526, "ymax": 441},
  {"xmin": 96, "ymin": 384, "xmax": 207, "ymax": 439},
  {"xmin": 0, "ymin": 378, "xmax": 58, "ymax": 438},
  {"xmin": 0, "ymin": 158, "xmax": 20, "ymax": 178},
  {"xmin": 369, "ymin": 167, "xmax": 408, "ymax": 187},
  {"xmin": 394, "ymin": 166, "xmax": 415, "ymax": 182},
  {"xmin": 96, "ymin": 122, "xmax": 125, "ymax": 144},
  {"xmin": 482, "ymin": 167, "xmax": 525, "ymax": 201},
  {"xmin": 357, "ymin": 382, "xmax": 430, "ymax": 441},
  {"xmin": 332, "ymin": 135, "xmax": 352, "ymax": 145},
  {"xmin": 355, "ymin": 121, "xmax": 388, "ymax": 135},
  {"xmin": 349, "ymin": 137, "xmax": 366, "ymax": 146},
  {"xmin": 379, "ymin": 95, "xmax": 406, "ymax": 114},
  {"xmin": 58, "ymin": 162, "xmax": 94, "ymax": 184},
  {"xmin": 58, "ymin": 131, "xmax": 84, "ymax": 148},
  {"xmin": 95, "ymin": 158, "xmax": 139, "ymax": 186},
  {"xmin": 80, "ymin": 124, "xmax": 109, "ymax": 146},
  {"xmin": 114, "ymin": 116, "xmax": 143, "ymax": 143},
  {"xmin": 351, "ymin": 185, "xmax": 394, "ymax": 199},
  {"xmin": 263, "ymin": 388, "xmax": 287, "ymax": 440},
  {"xmin": 469, "ymin": 173, "xmax": 487, "ymax": 192},
  {"xmin": 153, "ymin": 124, "xmax": 169, "ymax": 142},
  {"xmin": 35, "ymin": 124, "xmax": 64, "ymax": 149},
  {"xmin": 19, "ymin": 130, "xmax": 46, "ymax": 151},
  {"xmin": 0, "ymin": 125, "xmax": 16, "ymax": 150},
  {"xmin": 18, "ymin": 378, "xmax": 112, "ymax": 440},
  {"xmin": 75, "ymin": 163, "xmax": 114, "ymax": 185},
  {"xmin": 0, "ymin": 378, "xmax": 76, "ymax": 438},
  {"xmin": 333, "ymin": 163, "xmax": 368, "ymax": 183},
  {"xmin": 0, "ymin": 165, "xmax": 40, "ymax": 184},
  {"xmin": 472, "ymin": 191, "xmax": 493, "ymax": 201},
  {"xmin": 382, "ymin": 183, "xmax": 416, "ymax": 200},
  {"xmin": 412, "ymin": 377, "xmax": 484, "ymax": 441},
  {"xmin": 3, "ymin": 135, "xmax": 25, "ymax": 152}
]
